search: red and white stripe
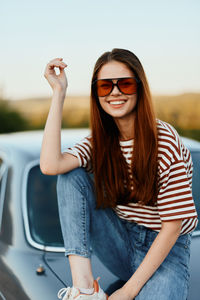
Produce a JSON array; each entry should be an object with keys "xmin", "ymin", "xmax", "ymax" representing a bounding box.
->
[{"xmin": 64, "ymin": 119, "xmax": 198, "ymax": 235}]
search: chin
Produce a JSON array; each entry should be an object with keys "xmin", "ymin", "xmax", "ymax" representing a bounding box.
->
[{"xmin": 106, "ymin": 112, "xmax": 125, "ymax": 118}]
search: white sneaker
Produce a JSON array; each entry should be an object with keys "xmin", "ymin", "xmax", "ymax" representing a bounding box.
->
[{"xmin": 57, "ymin": 278, "xmax": 108, "ymax": 300}]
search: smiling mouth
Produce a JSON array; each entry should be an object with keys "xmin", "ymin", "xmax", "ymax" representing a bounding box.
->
[{"xmin": 108, "ymin": 100, "xmax": 126, "ymax": 105}]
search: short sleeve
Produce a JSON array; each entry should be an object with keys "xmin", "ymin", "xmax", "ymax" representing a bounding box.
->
[
  {"xmin": 63, "ymin": 136, "xmax": 92, "ymax": 172},
  {"xmin": 157, "ymin": 158, "xmax": 198, "ymax": 222}
]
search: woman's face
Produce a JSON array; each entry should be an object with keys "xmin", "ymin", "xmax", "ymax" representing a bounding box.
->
[{"xmin": 97, "ymin": 60, "xmax": 138, "ymax": 122}]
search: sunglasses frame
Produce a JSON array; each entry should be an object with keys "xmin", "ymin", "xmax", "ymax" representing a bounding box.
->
[{"xmin": 92, "ymin": 77, "xmax": 140, "ymax": 97}]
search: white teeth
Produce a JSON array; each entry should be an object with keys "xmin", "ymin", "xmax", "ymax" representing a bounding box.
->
[{"xmin": 109, "ymin": 101, "xmax": 125, "ymax": 105}]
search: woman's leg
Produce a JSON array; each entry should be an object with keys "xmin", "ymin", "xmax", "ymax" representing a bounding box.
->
[
  {"xmin": 124, "ymin": 222, "xmax": 191, "ymax": 300},
  {"xmin": 56, "ymin": 168, "xmax": 133, "ymax": 289}
]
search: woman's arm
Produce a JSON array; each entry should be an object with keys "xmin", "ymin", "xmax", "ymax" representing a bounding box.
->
[
  {"xmin": 109, "ymin": 219, "xmax": 182, "ymax": 300},
  {"xmin": 40, "ymin": 58, "xmax": 79, "ymax": 175}
]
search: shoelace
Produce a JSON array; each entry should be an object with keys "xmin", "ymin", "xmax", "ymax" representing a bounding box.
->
[{"xmin": 57, "ymin": 287, "xmax": 71, "ymax": 299}]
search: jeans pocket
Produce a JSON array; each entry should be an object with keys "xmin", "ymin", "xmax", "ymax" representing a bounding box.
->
[{"xmin": 175, "ymin": 233, "xmax": 192, "ymax": 250}]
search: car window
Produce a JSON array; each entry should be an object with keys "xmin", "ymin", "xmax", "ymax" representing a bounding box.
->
[
  {"xmin": 0, "ymin": 157, "xmax": 7, "ymax": 230},
  {"xmin": 191, "ymin": 151, "xmax": 200, "ymax": 232},
  {"xmin": 26, "ymin": 165, "xmax": 64, "ymax": 247},
  {"xmin": 0, "ymin": 158, "xmax": 3, "ymax": 193}
]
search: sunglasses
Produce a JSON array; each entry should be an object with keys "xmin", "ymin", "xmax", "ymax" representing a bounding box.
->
[{"xmin": 93, "ymin": 77, "xmax": 139, "ymax": 97}]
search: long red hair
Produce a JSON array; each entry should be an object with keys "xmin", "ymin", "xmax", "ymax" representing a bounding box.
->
[{"xmin": 90, "ymin": 48, "xmax": 158, "ymax": 208}]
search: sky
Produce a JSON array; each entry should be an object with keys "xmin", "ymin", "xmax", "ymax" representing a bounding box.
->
[{"xmin": 0, "ymin": 0, "xmax": 200, "ymax": 100}]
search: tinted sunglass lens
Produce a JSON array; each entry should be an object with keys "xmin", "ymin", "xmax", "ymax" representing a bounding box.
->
[
  {"xmin": 118, "ymin": 78, "xmax": 137, "ymax": 94},
  {"xmin": 97, "ymin": 80, "xmax": 113, "ymax": 96},
  {"xmin": 96, "ymin": 78, "xmax": 138, "ymax": 96}
]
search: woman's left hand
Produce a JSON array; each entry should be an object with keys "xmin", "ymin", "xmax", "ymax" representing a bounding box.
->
[{"xmin": 108, "ymin": 287, "xmax": 134, "ymax": 300}]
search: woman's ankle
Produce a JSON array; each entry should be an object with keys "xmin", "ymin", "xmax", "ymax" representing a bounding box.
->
[
  {"xmin": 73, "ymin": 276, "xmax": 94, "ymax": 289},
  {"xmin": 69, "ymin": 255, "xmax": 94, "ymax": 289}
]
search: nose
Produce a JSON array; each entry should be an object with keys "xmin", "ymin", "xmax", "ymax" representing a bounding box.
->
[{"xmin": 110, "ymin": 83, "xmax": 122, "ymax": 95}]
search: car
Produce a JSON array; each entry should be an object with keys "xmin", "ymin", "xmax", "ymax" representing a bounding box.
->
[{"xmin": 0, "ymin": 130, "xmax": 199, "ymax": 300}]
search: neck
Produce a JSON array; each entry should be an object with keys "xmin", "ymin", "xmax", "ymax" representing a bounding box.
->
[{"xmin": 114, "ymin": 115, "xmax": 135, "ymax": 141}]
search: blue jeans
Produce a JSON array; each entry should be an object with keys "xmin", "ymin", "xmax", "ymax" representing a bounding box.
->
[{"xmin": 57, "ymin": 168, "xmax": 191, "ymax": 300}]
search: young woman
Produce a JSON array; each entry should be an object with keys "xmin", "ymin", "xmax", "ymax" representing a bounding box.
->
[{"xmin": 40, "ymin": 49, "xmax": 198, "ymax": 300}]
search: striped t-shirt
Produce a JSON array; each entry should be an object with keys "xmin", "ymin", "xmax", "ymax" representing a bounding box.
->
[{"xmin": 64, "ymin": 119, "xmax": 198, "ymax": 235}]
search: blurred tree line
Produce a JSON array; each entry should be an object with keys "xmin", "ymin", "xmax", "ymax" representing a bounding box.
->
[
  {"xmin": 0, "ymin": 94, "xmax": 200, "ymax": 142},
  {"xmin": 153, "ymin": 93, "xmax": 200, "ymax": 142},
  {"xmin": 0, "ymin": 96, "xmax": 90, "ymax": 134},
  {"xmin": 0, "ymin": 98, "xmax": 30, "ymax": 133}
]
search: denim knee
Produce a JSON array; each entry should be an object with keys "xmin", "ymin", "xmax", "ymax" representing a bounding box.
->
[
  {"xmin": 56, "ymin": 168, "xmax": 94, "ymax": 257},
  {"xmin": 57, "ymin": 167, "xmax": 94, "ymax": 194}
]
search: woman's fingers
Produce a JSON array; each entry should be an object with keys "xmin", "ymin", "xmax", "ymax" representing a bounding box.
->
[
  {"xmin": 47, "ymin": 59, "xmax": 67, "ymax": 71},
  {"xmin": 44, "ymin": 58, "xmax": 67, "ymax": 78},
  {"xmin": 48, "ymin": 57, "xmax": 63, "ymax": 64},
  {"xmin": 48, "ymin": 57, "xmax": 66, "ymax": 64},
  {"xmin": 44, "ymin": 58, "xmax": 68, "ymax": 92}
]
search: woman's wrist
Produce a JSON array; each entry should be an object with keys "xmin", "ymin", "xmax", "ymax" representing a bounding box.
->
[
  {"xmin": 122, "ymin": 280, "xmax": 140, "ymax": 299},
  {"xmin": 52, "ymin": 86, "xmax": 66, "ymax": 101}
]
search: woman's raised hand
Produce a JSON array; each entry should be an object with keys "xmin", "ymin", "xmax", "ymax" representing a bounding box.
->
[{"xmin": 44, "ymin": 58, "xmax": 68, "ymax": 94}]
